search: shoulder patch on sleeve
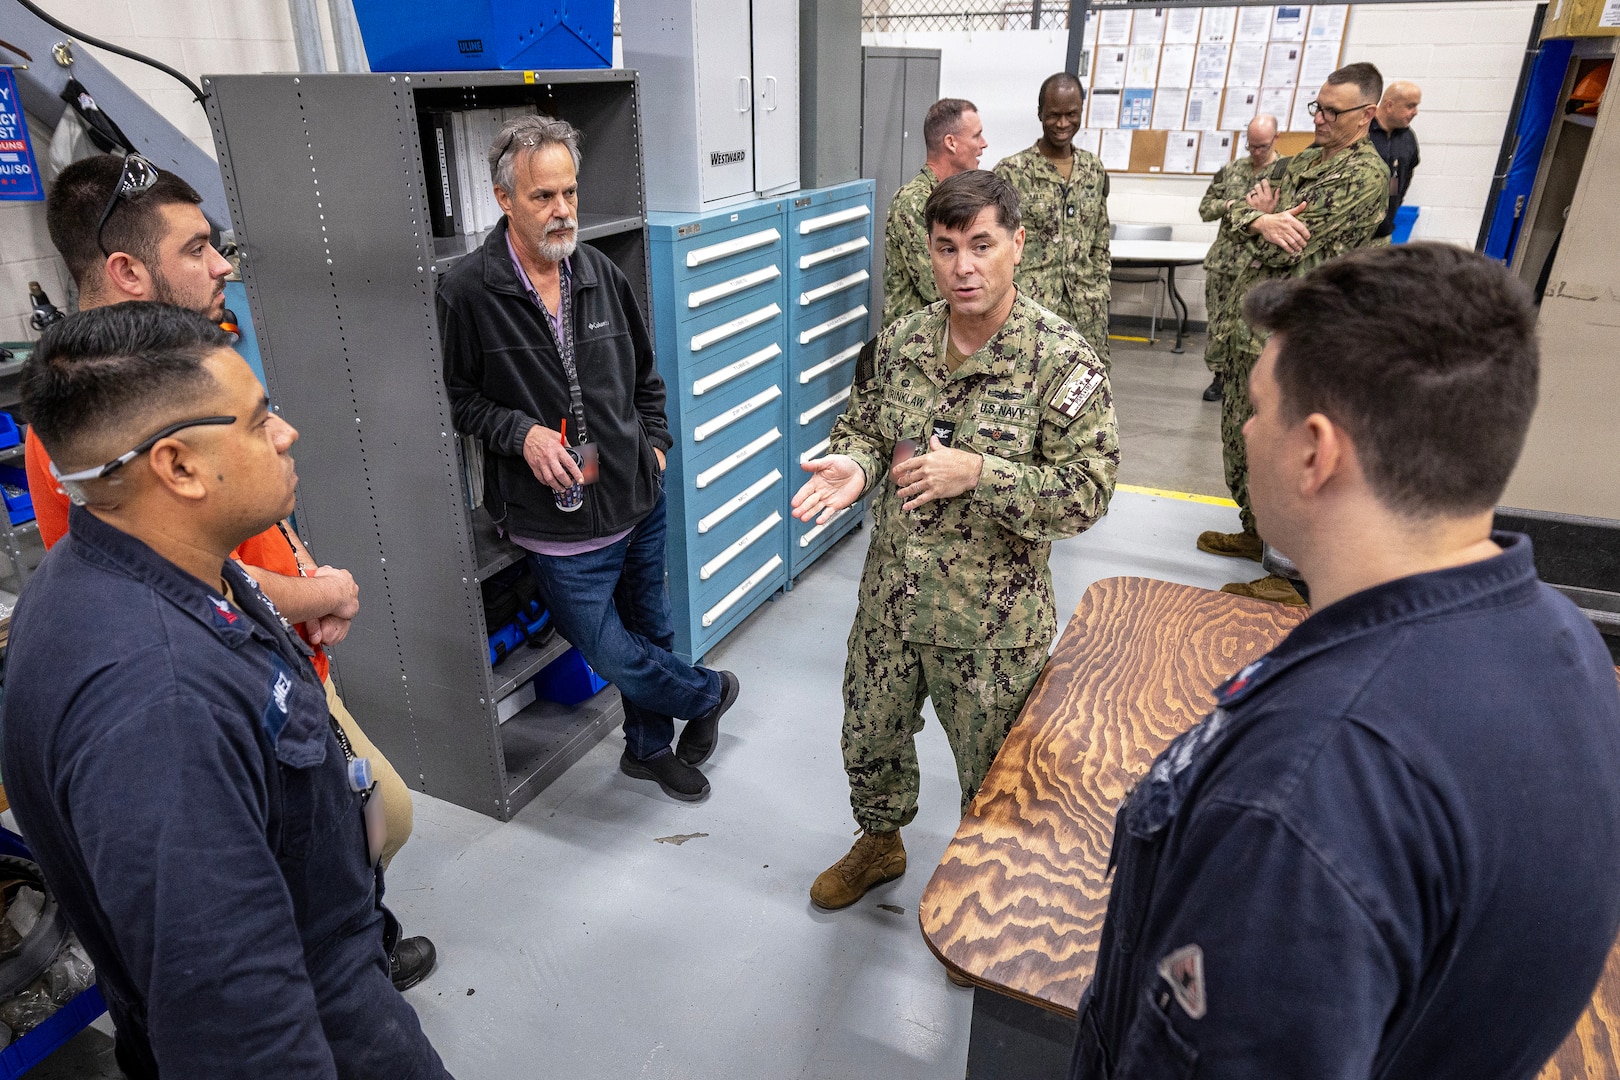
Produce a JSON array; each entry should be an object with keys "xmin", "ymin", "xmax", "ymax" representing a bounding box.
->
[
  {"xmin": 854, "ymin": 334, "xmax": 881, "ymax": 389},
  {"xmin": 1049, "ymin": 361, "xmax": 1105, "ymax": 420}
]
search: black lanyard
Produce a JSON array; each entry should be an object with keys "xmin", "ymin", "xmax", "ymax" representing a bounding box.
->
[{"xmin": 519, "ymin": 258, "xmax": 588, "ymax": 445}]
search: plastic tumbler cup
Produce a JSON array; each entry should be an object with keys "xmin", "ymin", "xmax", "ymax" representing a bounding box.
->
[{"xmin": 555, "ymin": 447, "xmax": 584, "ymax": 512}]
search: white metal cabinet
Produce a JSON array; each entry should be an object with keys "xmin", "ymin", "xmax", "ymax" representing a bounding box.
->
[
  {"xmin": 751, "ymin": 0, "xmax": 800, "ymax": 196},
  {"xmin": 693, "ymin": 0, "xmax": 756, "ymax": 203},
  {"xmin": 623, "ymin": 0, "xmax": 801, "ymax": 212}
]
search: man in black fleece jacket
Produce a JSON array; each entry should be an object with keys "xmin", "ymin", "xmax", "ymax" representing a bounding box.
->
[{"xmin": 439, "ymin": 115, "xmax": 739, "ymax": 801}]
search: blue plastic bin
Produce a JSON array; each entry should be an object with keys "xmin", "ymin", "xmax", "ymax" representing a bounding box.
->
[
  {"xmin": 534, "ymin": 648, "xmax": 608, "ymax": 706},
  {"xmin": 1391, "ymin": 205, "xmax": 1420, "ymax": 244},
  {"xmin": 0, "ymin": 414, "xmax": 19, "ymax": 451},
  {"xmin": 351, "ymin": 0, "xmax": 613, "ymax": 72},
  {"xmin": 0, "ymin": 464, "xmax": 31, "ymax": 526}
]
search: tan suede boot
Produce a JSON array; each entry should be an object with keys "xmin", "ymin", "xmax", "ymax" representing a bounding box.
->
[
  {"xmin": 1221, "ymin": 574, "xmax": 1308, "ymax": 607},
  {"xmin": 1197, "ymin": 529, "xmax": 1264, "ymax": 562},
  {"xmin": 810, "ymin": 829, "xmax": 907, "ymax": 910}
]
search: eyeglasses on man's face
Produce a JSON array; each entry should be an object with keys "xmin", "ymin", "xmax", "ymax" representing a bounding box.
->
[
  {"xmin": 1306, "ymin": 99, "xmax": 1376, "ymax": 122},
  {"xmin": 95, "ymin": 153, "xmax": 162, "ymax": 258}
]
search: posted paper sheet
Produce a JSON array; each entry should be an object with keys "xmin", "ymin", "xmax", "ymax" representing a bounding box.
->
[
  {"xmin": 1197, "ymin": 131, "xmax": 1236, "ymax": 173},
  {"xmin": 1186, "ymin": 88, "xmax": 1224, "ymax": 131},
  {"xmin": 1193, "ymin": 43, "xmax": 1233, "ymax": 88},
  {"xmin": 1200, "ymin": 6, "xmax": 1238, "ymax": 42},
  {"xmin": 1159, "ymin": 43, "xmax": 1197, "ymax": 88},
  {"xmin": 1090, "ymin": 88, "xmax": 1123, "ymax": 128},
  {"xmin": 1164, "ymin": 132, "xmax": 1200, "ymax": 173},
  {"xmin": 1221, "ymin": 87, "xmax": 1260, "ymax": 130},
  {"xmin": 1153, "ymin": 87, "xmax": 1190, "ymax": 129},
  {"xmin": 1100, "ymin": 129, "xmax": 1134, "ymax": 170},
  {"xmin": 1165, "ymin": 7, "xmax": 1202, "ymax": 44}
]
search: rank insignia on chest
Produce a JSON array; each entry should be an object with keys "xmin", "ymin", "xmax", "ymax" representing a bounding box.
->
[
  {"xmin": 1049, "ymin": 365, "xmax": 1104, "ymax": 419},
  {"xmin": 1066, "ymin": 205, "xmax": 1076, "ymax": 218}
]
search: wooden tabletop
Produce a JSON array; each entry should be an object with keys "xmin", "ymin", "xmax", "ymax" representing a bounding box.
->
[
  {"xmin": 918, "ymin": 575, "xmax": 1620, "ymax": 1079},
  {"xmin": 919, "ymin": 576, "xmax": 1306, "ymax": 1013}
]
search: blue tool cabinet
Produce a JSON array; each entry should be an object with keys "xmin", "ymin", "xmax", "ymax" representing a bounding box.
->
[
  {"xmin": 784, "ymin": 181, "xmax": 874, "ymax": 574},
  {"xmin": 649, "ymin": 181, "xmax": 875, "ymax": 663},
  {"xmin": 650, "ymin": 198, "xmax": 793, "ymax": 663}
]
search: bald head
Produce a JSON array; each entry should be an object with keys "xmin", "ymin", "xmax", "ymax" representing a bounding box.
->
[
  {"xmin": 1247, "ymin": 114, "xmax": 1279, "ymax": 167},
  {"xmin": 1377, "ymin": 81, "xmax": 1422, "ymax": 131}
]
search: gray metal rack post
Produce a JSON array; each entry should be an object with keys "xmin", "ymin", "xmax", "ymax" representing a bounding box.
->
[{"xmin": 203, "ymin": 70, "xmax": 649, "ymax": 820}]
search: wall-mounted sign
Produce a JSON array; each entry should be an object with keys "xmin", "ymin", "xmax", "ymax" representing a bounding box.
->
[{"xmin": 0, "ymin": 67, "xmax": 45, "ymax": 202}]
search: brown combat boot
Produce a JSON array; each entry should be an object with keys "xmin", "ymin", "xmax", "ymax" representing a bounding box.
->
[
  {"xmin": 1221, "ymin": 574, "xmax": 1308, "ymax": 607},
  {"xmin": 810, "ymin": 829, "xmax": 907, "ymax": 910},
  {"xmin": 1197, "ymin": 529, "xmax": 1264, "ymax": 562}
]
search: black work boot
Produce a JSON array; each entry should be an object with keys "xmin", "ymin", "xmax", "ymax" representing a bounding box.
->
[
  {"xmin": 390, "ymin": 935, "xmax": 437, "ymax": 991},
  {"xmin": 1202, "ymin": 373, "xmax": 1224, "ymax": 401}
]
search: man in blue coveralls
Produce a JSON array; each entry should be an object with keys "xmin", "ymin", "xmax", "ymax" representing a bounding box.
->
[
  {"xmin": 2, "ymin": 304, "xmax": 450, "ymax": 1078},
  {"xmin": 1070, "ymin": 243, "xmax": 1620, "ymax": 1079}
]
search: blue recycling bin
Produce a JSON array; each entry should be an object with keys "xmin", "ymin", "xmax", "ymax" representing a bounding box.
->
[
  {"xmin": 351, "ymin": 0, "xmax": 613, "ymax": 72},
  {"xmin": 1391, "ymin": 205, "xmax": 1420, "ymax": 244}
]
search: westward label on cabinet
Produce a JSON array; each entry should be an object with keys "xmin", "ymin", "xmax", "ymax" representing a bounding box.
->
[{"xmin": 710, "ymin": 149, "xmax": 749, "ymax": 167}]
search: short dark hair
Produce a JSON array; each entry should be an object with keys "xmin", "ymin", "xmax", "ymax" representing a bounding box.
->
[
  {"xmin": 1038, "ymin": 72, "xmax": 1085, "ymax": 112},
  {"xmin": 22, "ymin": 302, "xmax": 227, "ymax": 465},
  {"xmin": 925, "ymin": 170, "xmax": 1021, "ymax": 236},
  {"xmin": 46, "ymin": 155, "xmax": 206, "ymax": 289},
  {"xmin": 1243, "ymin": 243, "xmax": 1539, "ymax": 517},
  {"xmin": 923, "ymin": 98, "xmax": 979, "ymax": 155},
  {"xmin": 1326, "ymin": 62, "xmax": 1384, "ymax": 105}
]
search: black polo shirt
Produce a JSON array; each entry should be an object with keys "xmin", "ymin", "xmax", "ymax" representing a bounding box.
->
[
  {"xmin": 1071, "ymin": 534, "xmax": 1620, "ymax": 1079},
  {"xmin": 1, "ymin": 507, "xmax": 449, "ymax": 1079}
]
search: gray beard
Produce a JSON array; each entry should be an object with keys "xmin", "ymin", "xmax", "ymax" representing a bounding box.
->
[{"xmin": 539, "ymin": 224, "xmax": 578, "ymax": 262}]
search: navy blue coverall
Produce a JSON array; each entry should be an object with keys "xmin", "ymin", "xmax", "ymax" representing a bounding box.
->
[
  {"xmin": 1, "ymin": 507, "xmax": 450, "ymax": 1079},
  {"xmin": 1071, "ymin": 534, "xmax": 1620, "ymax": 1080}
]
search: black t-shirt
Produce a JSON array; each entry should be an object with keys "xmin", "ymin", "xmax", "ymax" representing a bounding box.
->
[{"xmin": 1369, "ymin": 119, "xmax": 1421, "ymax": 237}]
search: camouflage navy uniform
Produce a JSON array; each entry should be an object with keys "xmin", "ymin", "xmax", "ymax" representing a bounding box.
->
[
  {"xmin": 829, "ymin": 294, "xmax": 1119, "ymax": 833},
  {"xmin": 1213, "ymin": 138, "xmax": 1389, "ymax": 533},
  {"xmin": 882, "ymin": 165, "xmax": 942, "ymax": 328},
  {"xmin": 994, "ymin": 146, "xmax": 1113, "ymax": 365},
  {"xmin": 1198, "ymin": 154, "xmax": 1288, "ymax": 374}
]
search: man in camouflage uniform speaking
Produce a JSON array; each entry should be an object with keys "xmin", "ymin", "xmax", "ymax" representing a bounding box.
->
[
  {"xmin": 995, "ymin": 73, "xmax": 1113, "ymax": 365},
  {"xmin": 1197, "ymin": 114, "xmax": 1286, "ymax": 404},
  {"xmin": 883, "ymin": 98, "xmax": 988, "ymax": 327},
  {"xmin": 1198, "ymin": 62, "xmax": 1390, "ymax": 605},
  {"xmin": 792, "ymin": 171, "xmax": 1118, "ymax": 912}
]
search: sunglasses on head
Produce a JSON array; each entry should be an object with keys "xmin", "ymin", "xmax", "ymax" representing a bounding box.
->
[{"xmin": 95, "ymin": 153, "xmax": 162, "ymax": 258}]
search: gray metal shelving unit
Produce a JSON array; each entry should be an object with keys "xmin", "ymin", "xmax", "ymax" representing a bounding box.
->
[{"xmin": 204, "ymin": 69, "xmax": 649, "ymax": 820}]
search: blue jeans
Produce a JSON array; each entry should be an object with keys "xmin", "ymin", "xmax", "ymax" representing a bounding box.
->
[{"xmin": 525, "ymin": 491, "xmax": 721, "ymax": 760}]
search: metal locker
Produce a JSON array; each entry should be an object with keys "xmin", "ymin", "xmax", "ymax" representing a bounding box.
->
[{"xmin": 861, "ymin": 47, "xmax": 939, "ymax": 331}]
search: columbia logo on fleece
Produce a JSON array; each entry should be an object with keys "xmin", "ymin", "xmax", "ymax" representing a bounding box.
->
[{"xmin": 587, "ymin": 320, "xmax": 609, "ymax": 331}]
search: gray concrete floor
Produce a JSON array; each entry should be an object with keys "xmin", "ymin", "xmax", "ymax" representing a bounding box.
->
[{"xmin": 32, "ymin": 330, "xmax": 1258, "ymax": 1079}]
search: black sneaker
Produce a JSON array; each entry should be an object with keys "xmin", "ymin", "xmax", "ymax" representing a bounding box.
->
[
  {"xmin": 1202, "ymin": 374, "xmax": 1224, "ymax": 402},
  {"xmin": 390, "ymin": 935, "xmax": 437, "ymax": 991},
  {"xmin": 620, "ymin": 748, "xmax": 710, "ymax": 801},
  {"xmin": 676, "ymin": 670, "xmax": 739, "ymax": 767}
]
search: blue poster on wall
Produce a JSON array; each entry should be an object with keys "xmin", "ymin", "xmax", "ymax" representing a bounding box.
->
[{"xmin": 0, "ymin": 67, "xmax": 45, "ymax": 202}]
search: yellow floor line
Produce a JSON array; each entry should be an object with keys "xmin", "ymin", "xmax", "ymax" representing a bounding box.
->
[
  {"xmin": 1108, "ymin": 334, "xmax": 1151, "ymax": 343},
  {"xmin": 1118, "ymin": 483, "xmax": 1238, "ymax": 508}
]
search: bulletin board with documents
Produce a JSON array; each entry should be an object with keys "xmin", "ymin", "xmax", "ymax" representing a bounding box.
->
[{"xmin": 1078, "ymin": 4, "xmax": 1350, "ymax": 175}]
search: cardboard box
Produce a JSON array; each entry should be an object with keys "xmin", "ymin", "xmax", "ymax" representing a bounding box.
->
[{"xmin": 1543, "ymin": 0, "xmax": 1620, "ymax": 40}]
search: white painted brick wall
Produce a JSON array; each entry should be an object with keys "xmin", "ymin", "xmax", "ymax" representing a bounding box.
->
[
  {"xmin": 0, "ymin": 0, "xmax": 301, "ymax": 341},
  {"xmin": 866, "ymin": 0, "xmax": 1539, "ymax": 325}
]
